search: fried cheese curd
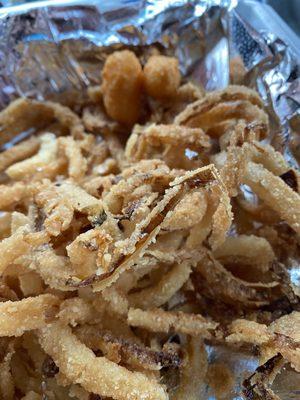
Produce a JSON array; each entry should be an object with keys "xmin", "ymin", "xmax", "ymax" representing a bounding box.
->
[
  {"xmin": 143, "ymin": 55, "xmax": 181, "ymax": 99},
  {"xmin": 101, "ymin": 50, "xmax": 144, "ymax": 126},
  {"xmin": 0, "ymin": 50, "xmax": 299, "ymax": 400}
]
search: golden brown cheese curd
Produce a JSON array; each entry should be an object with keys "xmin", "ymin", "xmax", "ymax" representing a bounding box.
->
[
  {"xmin": 101, "ymin": 50, "xmax": 143, "ymax": 125},
  {"xmin": 144, "ymin": 55, "xmax": 180, "ymax": 99}
]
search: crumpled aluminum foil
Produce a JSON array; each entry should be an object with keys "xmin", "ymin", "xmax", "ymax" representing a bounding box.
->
[{"xmin": 0, "ymin": 0, "xmax": 299, "ymax": 399}]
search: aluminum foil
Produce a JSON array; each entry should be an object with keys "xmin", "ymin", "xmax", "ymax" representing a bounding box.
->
[{"xmin": 0, "ymin": 0, "xmax": 299, "ymax": 399}]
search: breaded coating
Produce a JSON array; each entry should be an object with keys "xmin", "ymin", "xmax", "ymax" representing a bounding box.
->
[
  {"xmin": 102, "ymin": 50, "xmax": 143, "ymax": 125},
  {"xmin": 144, "ymin": 55, "xmax": 180, "ymax": 99}
]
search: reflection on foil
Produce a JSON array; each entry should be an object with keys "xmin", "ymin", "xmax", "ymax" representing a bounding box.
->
[
  {"xmin": 272, "ymin": 365, "xmax": 300, "ymax": 400},
  {"xmin": 287, "ymin": 258, "xmax": 300, "ymax": 297},
  {"xmin": 290, "ymin": 268, "xmax": 300, "ymax": 288},
  {"xmin": 0, "ymin": 1, "xmax": 299, "ymax": 399},
  {"xmin": 205, "ymin": 345, "xmax": 258, "ymax": 400}
]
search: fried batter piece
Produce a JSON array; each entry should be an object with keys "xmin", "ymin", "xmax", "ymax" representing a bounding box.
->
[
  {"xmin": 101, "ymin": 50, "xmax": 144, "ymax": 126},
  {"xmin": 125, "ymin": 124, "xmax": 210, "ymax": 169},
  {"xmin": 144, "ymin": 55, "xmax": 180, "ymax": 99},
  {"xmin": 175, "ymin": 85, "xmax": 268, "ymax": 138}
]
